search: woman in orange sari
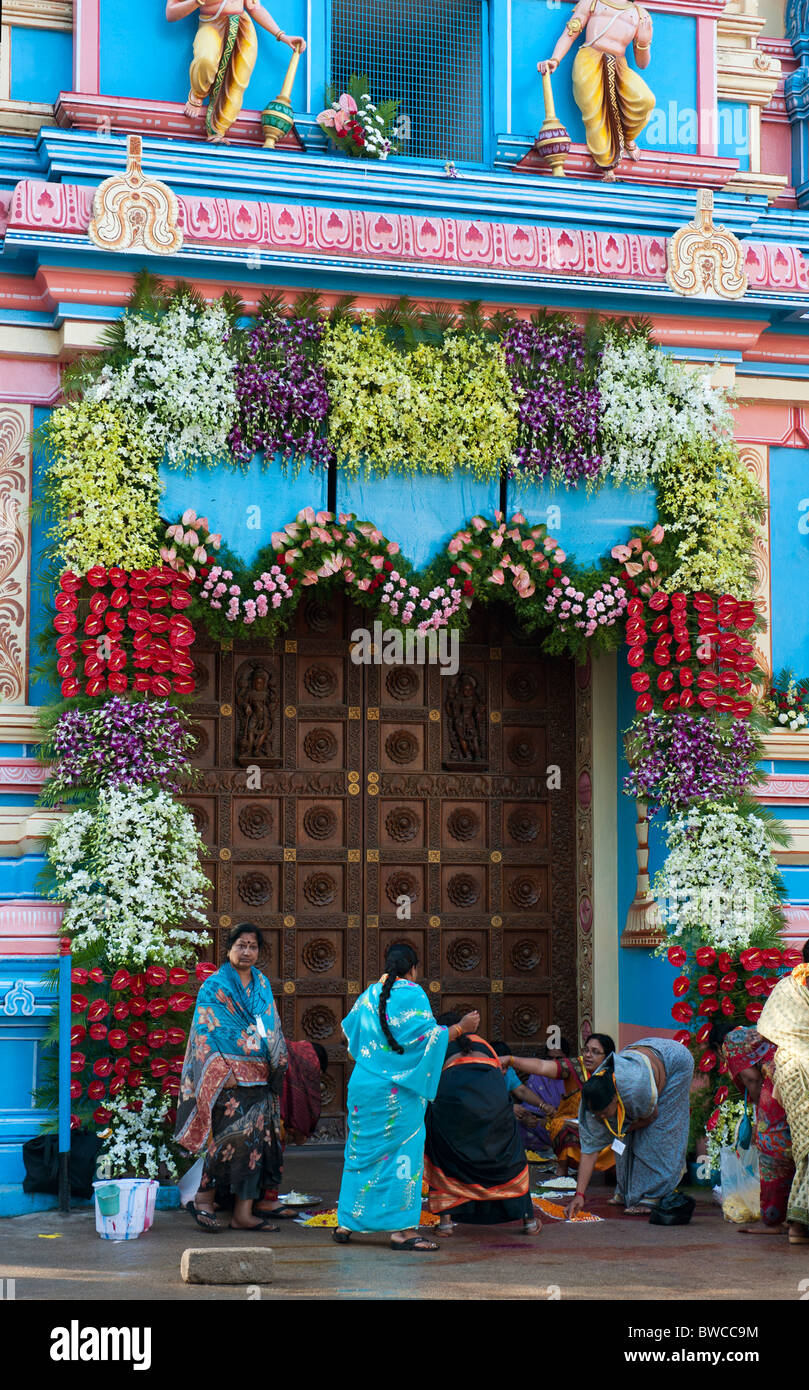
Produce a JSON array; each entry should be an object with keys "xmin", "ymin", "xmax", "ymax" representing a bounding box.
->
[{"xmin": 504, "ymin": 1033, "xmax": 617, "ymax": 1179}]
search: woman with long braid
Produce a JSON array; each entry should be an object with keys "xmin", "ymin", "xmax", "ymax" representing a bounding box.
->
[{"xmin": 334, "ymin": 944, "xmax": 479, "ymax": 1251}]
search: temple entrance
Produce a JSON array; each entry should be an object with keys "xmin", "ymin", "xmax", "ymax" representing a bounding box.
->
[{"xmin": 183, "ymin": 596, "xmax": 577, "ymax": 1139}]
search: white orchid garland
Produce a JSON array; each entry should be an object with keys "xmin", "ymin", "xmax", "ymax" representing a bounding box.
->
[
  {"xmin": 89, "ymin": 296, "xmax": 237, "ymax": 470},
  {"xmin": 653, "ymin": 803, "xmax": 784, "ymax": 953},
  {"xmin": 598, "ymin": 336, "xmax": 733, "ymax": 489},
  {"xmin": 47, "ymin": 785, "xmax": 211, "ymax": 967},
  {"xmin": 98, "ymin": 1085, "xmax": 179, "ymax": 1180}
]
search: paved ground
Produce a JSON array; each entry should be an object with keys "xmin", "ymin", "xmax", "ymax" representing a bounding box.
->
[{"xmin": 2, "ymin": 1148, "xmax": 808, "ymax": 1301}]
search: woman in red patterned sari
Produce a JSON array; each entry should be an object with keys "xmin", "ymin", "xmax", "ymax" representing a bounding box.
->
[{"xmin": 722, "ymin": 1026, "xmax": 794, "ymax": 1233}]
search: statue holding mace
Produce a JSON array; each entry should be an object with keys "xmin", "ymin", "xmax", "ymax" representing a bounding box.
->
[
  {"xmin": 166, "ymin": 0, "xmax": 306, "ymax": 144},
  {"xmin": 539, "ymin": 0, "xmax": 655, "ymax": 180}
]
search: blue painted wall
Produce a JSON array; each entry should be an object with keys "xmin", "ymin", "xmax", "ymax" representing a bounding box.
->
[
  {"xmin": 159, "ymin": 454, "xmax": 329, "ymax": 568},
  {"xmin": 335, "ymin": 471, "xmax": 500, "ymax": 569},
  {"xmin": 770, "ymin": 447, "xmax": 809, "ymax": 676},
  {"xmin": 29, "ymin": 410, "xmax": 59, "ymax": 709},
  {"xmin": 100, "ymin": 0, "xmax": 308, "ymax": 108},
  {"xmin": 506, "ymin": 478, "xmax": 657, "ymax": 568},
  {"xmin": 10, "ymin": 28, "xmax": 72, "ymax": 104}
]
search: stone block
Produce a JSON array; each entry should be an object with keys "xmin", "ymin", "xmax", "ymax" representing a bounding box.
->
[{"xmin": 180, "ymin": 1246, "xmax": 275, "ymax": 1285}]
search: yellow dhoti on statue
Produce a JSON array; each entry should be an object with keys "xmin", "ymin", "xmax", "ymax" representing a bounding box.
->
[
  {"xmin": 189, "ymin": 13, "xmax": 258, "ymax": 140},
  {"xmin": 572, "ymin": 47, "xmax": 654, "ymax": 170}
]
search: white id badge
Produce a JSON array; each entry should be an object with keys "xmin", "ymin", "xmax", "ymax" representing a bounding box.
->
[
  {"xmin": 255, "ymin": 1015, "xmax": 267, "ymax": 1039},
  {"xmin": 611, "ymin": 1138, "xmax": 626, "ymax": 1156}
]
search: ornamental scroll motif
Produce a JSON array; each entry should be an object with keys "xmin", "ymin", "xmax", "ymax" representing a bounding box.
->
[
  {"xmin": 666, "ymin": 190, "xmax": 748, "ymax": 300},
  {"xmin": 88, "ymin": 135, "xmax": 183, "ymax": 256},
  {"xmin": 0, "ymin": 406, "xmax": 31, "ymax": 703}
]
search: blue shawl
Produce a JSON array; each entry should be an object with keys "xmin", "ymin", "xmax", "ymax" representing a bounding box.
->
[{"xmin": 175, "ymin": 962, "xmax": 287, "ymax": 1152}]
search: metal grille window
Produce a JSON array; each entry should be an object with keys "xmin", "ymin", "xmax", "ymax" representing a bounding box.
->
[{"xmin": 330, "ymin": 0, "xmax": 486, "ymax": 164}]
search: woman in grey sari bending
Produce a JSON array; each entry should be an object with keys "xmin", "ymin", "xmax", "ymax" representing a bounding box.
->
[{"xmin": 566, "ymin": 1038, "xmax": 694, "ymax": 1216}]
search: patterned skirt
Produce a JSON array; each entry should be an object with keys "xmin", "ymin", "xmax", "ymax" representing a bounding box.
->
[{"xmin": 199, "ymin": 1084, "xmax": 282, "ymax": 1203}]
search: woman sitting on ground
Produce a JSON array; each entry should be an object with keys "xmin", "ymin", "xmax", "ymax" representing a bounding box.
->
[
  {"xmin": 175, "ymin": 922, "xmax": 288, "ymax": 1233},
  {"xmin": 425, "ymin": 1015, "xmax": 539, "ymax": 1235},
  {"xmin": 499, "ymin": 1034, "xmax": 617, "ymax": 1179},
  {"xmin": 333, "ymin": 944, "xmax": 480, "ymax": 1252},
  {"xmin": 566, "ymin": 1037, "xmax": 694, "ymax": 1216},
  {"xmin": 492, "ymin": 1041, "xmax": 564, "ymax": 1156}
]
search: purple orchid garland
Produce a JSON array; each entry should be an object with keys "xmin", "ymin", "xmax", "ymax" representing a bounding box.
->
[
  {"xmin": 624, "ymin": 712, "xmax": 758, "ymax": 814},
  {"xmin": 229, "ymin": 314, "xmax": 333, "ymax": 470},
  {"xmin": 46, "ymin": 698, "xmax": 194, "ymax": 798},
  {"xmin": 503, "ymin": 318, "xmax": 602, "ymax": 487}
]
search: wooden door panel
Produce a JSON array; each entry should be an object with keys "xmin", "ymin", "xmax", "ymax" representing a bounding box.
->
[{"xmin": 184, "ymin": 599, "xmax": 576, "ymax": 1134}]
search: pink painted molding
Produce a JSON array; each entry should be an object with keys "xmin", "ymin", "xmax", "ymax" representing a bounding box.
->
[
  {"xmin": 56, "ymin": 93, "xmax": 301, "ymax": 150},
  {"xmin": 783, "ymin": 904, "xmax": 809, "ymax": 945},
  {"xmin": 8, "ymin": 178, "xmax": 809, "ymax": 299},
  {"xmin": 619, "ymin": 1023, "xmax": 679, "ymax": 1048},
  {"xmin": 0, "ymin": 759, "xmax": 47, "ymax": 792},
  {"xmin": 0, "ymin": 900, "xmax": 62, "ymax": 956},
  {"xmin": 758, "ymin": 773, "xmax": 809, "ymax": 805},
  {"xmin": 515, "ymin": 144, "xmax": 741, "ymax": 190}
]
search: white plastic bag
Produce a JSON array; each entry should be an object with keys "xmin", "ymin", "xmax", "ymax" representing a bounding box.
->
[
  {"xmin": 178, "ymin": 1155, "xmax": 204, "ymax": 1207},
  {"xmin": 719, "ymin": 1144, "xmax": 760, "ymax": 1224}
]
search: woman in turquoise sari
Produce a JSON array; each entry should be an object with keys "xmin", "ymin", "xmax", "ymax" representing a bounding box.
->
[{"xmin": 334, "ymin": 944, "xmax": 480, "ymax": 1251}]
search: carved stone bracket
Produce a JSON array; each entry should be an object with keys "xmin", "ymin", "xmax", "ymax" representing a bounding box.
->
[
  {"xmin": 0, "ymin": 406, "xmax": 31, "ymax": 703},
  {"xmin": 666, "ymin": 190, "xmax": 748, "ymax": 300},
  {"xmin": 88, "ymin": 134, "xmax": 183, "ymax": 256}
]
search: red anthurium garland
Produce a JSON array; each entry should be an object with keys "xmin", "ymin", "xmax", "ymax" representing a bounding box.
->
[
  {"xmin": 66, "ymin": 963, "xmax": 216, "ymax": 1130},
  {"xmin": 625, "ymin": 591, "xmax": 758, "ymax": 718},
  {"xmin": 667, "ymin": 942, "xmax": 803, "ymax": 1076},
  {"xmin": 55, "ymin": 564, "xmax": 196, "ymax": 701}
]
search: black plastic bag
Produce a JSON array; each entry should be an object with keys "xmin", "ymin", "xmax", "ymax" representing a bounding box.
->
[
  {"xmin": 22, "ymin": 1132, "xmax": 102, "ymax": 1200},
  {"xmin": 648, "ymin": 1191, "xmax": 696, "ymax": 1226}
]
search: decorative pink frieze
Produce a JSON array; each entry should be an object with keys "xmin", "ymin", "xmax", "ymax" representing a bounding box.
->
[
  {"xmin": 758, "ymin": 773, "xmax": 809, "ymax": 805},
  {"xmin": 10, "ymin": 181, "xmax": 94, "ymax": 236},
  {"xmin": 0, "ymin": 900, "xmax": 63, "ymax": 957},
  {"xmin": 0, "ymin": 759, "xmax": 48, "ymax": 792},
  {"xmin": 744, "ymin": 242, "xmax": 809, "ymax": 293},
  {"xmin": 6, "ymin": 178, "xmax": 809, "ymax": 298}
]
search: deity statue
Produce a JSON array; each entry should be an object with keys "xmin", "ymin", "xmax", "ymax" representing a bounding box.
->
[
  {"xmin": 166, "ymin": 0, "xmax": 306, "ymax": 143},
  {"xmin": 444, "ymin": 671, "xmax": 486, "ymax": 763},
  {"xmin": 539, "ymin": 0, "xmax": 655, "ymax": 180},
  {"xmin": 236, "ymin": 662, "xmax": 278, "ymax": 763}
]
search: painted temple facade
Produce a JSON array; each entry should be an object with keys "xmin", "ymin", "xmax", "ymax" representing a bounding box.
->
[{"xmin": 1, "ymin": 0, "xmax": 809, "ymax": 1190}]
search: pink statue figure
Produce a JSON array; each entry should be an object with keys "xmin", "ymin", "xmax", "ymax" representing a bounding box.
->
[
  {"xmin": 538, "ymin": 0, "xmax": 655, "ymax": 180},
  {"xmin": 166, "ymin": 0, "xmax": 306, "ymax": 143}
]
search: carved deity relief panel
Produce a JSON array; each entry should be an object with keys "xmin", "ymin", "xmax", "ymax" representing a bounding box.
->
[{"xmin": 182, "ymin": 599, "xmax": 577, "ymax": 1134}]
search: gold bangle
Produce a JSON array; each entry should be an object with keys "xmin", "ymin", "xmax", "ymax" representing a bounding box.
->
[
  {"xmin": 635, "ymin": 39, "xmax": 650, "ymax": 49},
  {"xmin": 566, "ymin": 16, "xmax": 583, "ymax": 35},
  {"xmin": 275, "ymin": 29, "xmax": 285, "ymax": 41}
]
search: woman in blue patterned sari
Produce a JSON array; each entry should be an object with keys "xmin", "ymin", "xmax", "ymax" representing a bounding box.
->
[{"xmin": 334, "ymin": 944, "xmax": 480, "ymax": 1251}]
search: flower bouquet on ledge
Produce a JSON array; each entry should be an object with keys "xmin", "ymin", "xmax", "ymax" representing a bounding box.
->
[
  {"xmin": 765, "ymin": 667, "xmax": 808, "ymax": 732},
  {"xmin": 317, "ymin": 75, "xmax": 399, "ymax": 160}
]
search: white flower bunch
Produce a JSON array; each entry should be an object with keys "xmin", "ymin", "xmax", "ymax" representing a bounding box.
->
[
  {"xmin": 89, "ymin": 297, "xmax": 237, "ymax": 469},
  {"xmin": 47, "ymin": 785, "xmax": 211, "ymax": 967},
  {"xmin": 98, "ymin": 1085, "xmax": 178, "ymax": 1180},
  {"xmin": 598, "ymin": 336, "xmax": 733, "ymax": 488},
  {"xmin": 654, "ymin": 803, "xmax": 783, "ymax": 953},
  {"xmin": 358, "ymin": 94, "xmax": 392, "ymax": 160},
  {"xmin": 706, "ymin": 1095, "xmax": 747, "ymax": 1173}
]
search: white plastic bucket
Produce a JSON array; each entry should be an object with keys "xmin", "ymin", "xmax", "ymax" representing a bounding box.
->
[{"xmin": 93, "ymin": 1179, "xmax": 159, "ymax": 1241}]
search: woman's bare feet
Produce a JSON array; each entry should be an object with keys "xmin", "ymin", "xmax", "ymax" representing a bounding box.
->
[
  {"xmin": 184, "ymin": 94, "xmax": 204, "ymax": 119},
  {"xmin": 788, "ymin": 1221, "xmax": 809, "ymax": 1244},
  {"xmin": 739, "ymin": 1223, "xmax": 786, "ymax": 1234},
  {"xmin": 626, "ymin": 140, "xmax": 641, "ymax": 161},
  {"xmin": 438, "ymin": 1217, "xmax": 454, "ymax": 1235},
  {"xmin": 523, "ymin": 1216, "xmax": 541, "ymax": 1234}
]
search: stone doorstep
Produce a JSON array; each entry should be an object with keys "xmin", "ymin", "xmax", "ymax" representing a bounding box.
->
[{"xmin": 181, "ymin": 1246, "xmax": 275, "ymax": 1286}]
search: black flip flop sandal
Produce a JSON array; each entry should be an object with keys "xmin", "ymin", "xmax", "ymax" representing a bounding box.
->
[
  {"xmin": 185, "ymin": 1201, "xmax": 221, "ymax": 1234},
  {"xmin": 254, "ymin": 1204, "xmax": 301, "ymax": 1219},
  {"xmin": 390, "ymin": 1235, "xmax": 439, "ymax": 1252},
  {"xmin": 332, "ymin": 1228, "xmax": 351, "ymax": 1244}
]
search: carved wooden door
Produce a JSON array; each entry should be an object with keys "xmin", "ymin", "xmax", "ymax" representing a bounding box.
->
[
  {"xmin": 363, "ymin": 604, "xmax": 577, "ymax": 1067},
  {"xmin": 184, "ymin": 599, "xmax": 576, "ymax": 1140}
]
